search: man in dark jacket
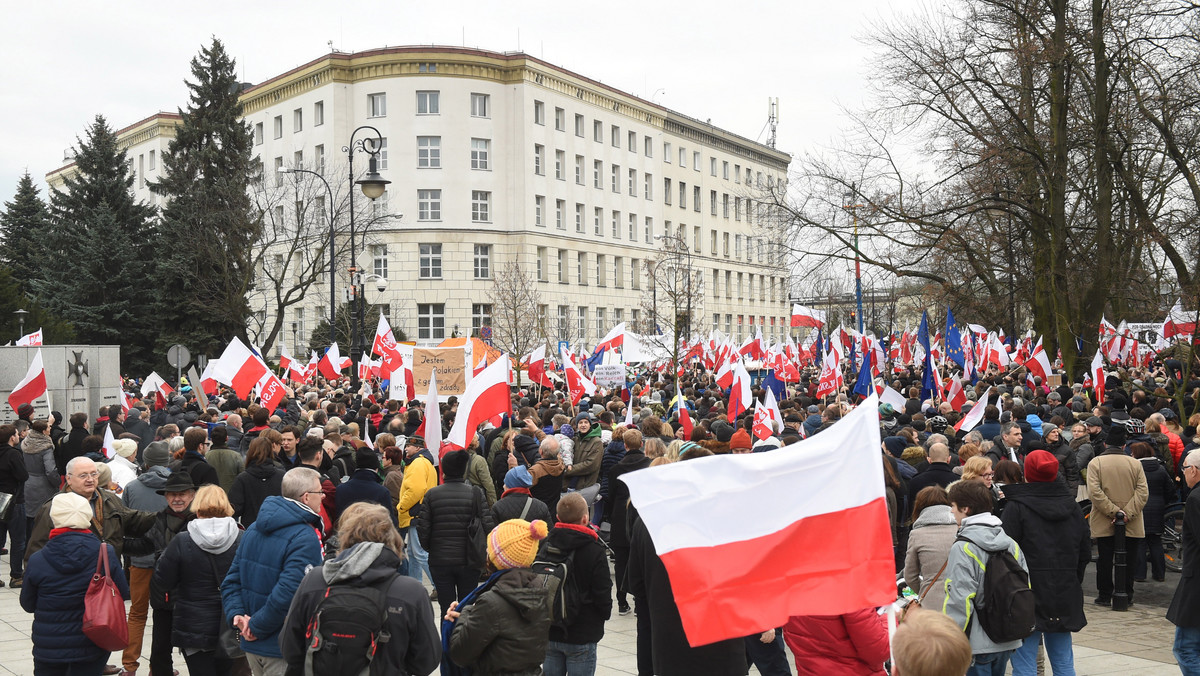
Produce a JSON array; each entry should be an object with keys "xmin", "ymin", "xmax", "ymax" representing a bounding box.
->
[
  {"xmin": 417, "ymin": 450, "xmax": 494, "ymax": 617},
  {"xmin": 988, "ymin": 421, "xmax": 1025, "ymax": 467},
  {"xmin": 539, "ymin": 492, "xmax": 613, "ymax": 676},
  {"xmin": 608, "ymin": 429, "xmax": 651, "ymax": 616},
  {"xmin": 1169, "ymin": 449, "xmax": 1200, "ymax": 671},
  {"xmin": 906, "ymin": 442, "xmax": 957, "ymax": 509},
  {"xmin": 123, "ymin": 406, "xmax": 153, "ymax": 456},
  {"xmin": 0, "ymin": 425, "xmax": 30, "ymax": 586},
  {"xmin": 491, "ymin": 466, "xmax": 551, "ymax": 526},
  {"xmin": 1000, "ymin": 450, "xmax": 1090, "ymax": 676},
  {"xmin": 179, "ymin": 426, "xmax": 220, "ymax": 488},
  {"xmin": 334, "ymin": 449, "xmax": 398, "ymax": 527},
  {"xmin": 119, "ymin": 441, "xmax": 171, "ymax": 676},
  {"xmin": 54, "ymin": 412, "xmax": 89, "ymax": 477},
  {"xmin": 237, "ymin": 408, "xmax": 271, "ymax": 456}
]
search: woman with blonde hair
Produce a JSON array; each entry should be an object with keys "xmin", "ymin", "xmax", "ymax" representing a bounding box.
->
[
  {"xmin": 153, "ymin": 485, "xmax": 245, "ymax": 676},
  {"xmin": 903, "ymin": 486, "xmax": 957, "ymax": 611},
  {"xmin": 281, "ymin": 503, "xmax": 440, "ymax": 676},
  {"xmin": 643, "ymin": 437, "xmax": 667, "ymax": 461}
]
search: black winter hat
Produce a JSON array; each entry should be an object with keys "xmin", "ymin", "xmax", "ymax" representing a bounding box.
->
[
  {"xmin": 156, "ymin": 471, "xmax": 196, "ymax": 494},
  {"xmin": 441, "ymin": 449, "xmax": 469, "ymax": 480},
  {"xmin": 356, "ymin": 448, "xmax": 380, "ymax": 471},
  {"xmin": 1106, "ymin": 423, "xmax": 1127, "ymax": 449}
]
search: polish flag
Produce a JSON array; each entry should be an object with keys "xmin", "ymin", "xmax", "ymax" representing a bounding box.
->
[
  {"xmin": 879, "ymin": 386, "xmax": 907, "ymax": 411},
  {"xmin": 15, "ymin": 328, "xmax": 43, "ymax": 346},
  {"xmin": 7, "ymin": 348, "xmax": 47, "ymax": 413},
  {"xmin": 1162, "ymin": 299, "xmax": 1199, "ymax": 340},
  {"xmin": 790, "ymin": 304, "xmax": 826, "ymax": 329},
  {"xmin": 256, "ymin": 372, "xmax": 287, "ymax": 413},
  {"xmin": 141, "ymin": 371, "xmax": 174, "ymax": 410},
  {"xmin": 562, "ymin": 346, "xmax": 596, "ymax": 405},
  {"xmin": 715, "ymin": 354, "xmax": 736, "ymax": 390},
  {"xmin": 101, "ymin": 423, "xmax": 117, "ymax": 460},
  {"xmin": 339, "ymin": 356, "xmax": 353, "ymax": 371},
  {"xmin": 678, "ymin": 406, "xmax": 694, "ymax": 440},
  {"xmin": 418, "ymin": 369, "xmax": 441, "ymax": 465},
  {"xmin": 118, "ymin": 382, "xmax": 135, "ymax": 414},
  {"xmin": 619, "ymin": 394, "xmax": 895, "ymax": 647},
  {"xmin": 752, "ymin": 387, "xmax": 782, "ymax": 441},
  {"xmin": 522, "ymin": 344, "xmax": 553, "ymax": 388},
  {"xmin": 1091, "ymin": 350, "xmax": 1106, "ymax": 405},
  {"xmin": 301, "ymin": 352, "xmax": 319, "ymax": 382},
  {"xmin": 955, "ymin": 386, "xmax": 994, "ymax": 432},
  {"xmin": 945, "ymin": 377, "xmax": 967, "ymax": 412},
  {"xmin": 815, "ymin": 349, "xmax": 842, "ymax": 398},
  {"xmin": 199, "ymin": 361, "xmax": 220, "ymax": 396},
  {"xmin": 446, "ymin": 356, "xmax": 512, "ymax": 450},
  {"xmin": 318, "ymin": 343, "xmax": 342, "ymax": 381},
  {"xmin": 372, "ymin": 314, "xmax": 403, "ymax": 379},
  {"xmin": 278, "ymin": 342, "xmax": 294, "ymax": 374},
  {"xmin": 594, "ymin": 322, "xmax": 626, "ymax": 354},
  {"xmin": 1023, "ymin": 337, "xmax": 1052, "ymax": 383},
  {"xmin": 214, "ymin": 338, "xmax": 270, "ymax": 400},
  {"xmin": 727, "ymin": 362, "xmax": 752, "ymax": 423}
]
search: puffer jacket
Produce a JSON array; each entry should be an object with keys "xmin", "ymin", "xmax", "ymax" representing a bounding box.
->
[
  {"xmin": 449, "ymin": 568, "xmax": 552, "ymax": 675},
  {"xmin": 21, "ymin": 531, "xmax": 130, "ymax": 664},
  {"xmin": 281, "ymin": 542, "xmax": 441, "ymax": 676},
  {"xmin": 942, "ymin": 514, "xmax": 1028, "ymax": 655},
  {"xmin": 22, "ymin": 431, "xmax": 60, "ymax": 516},
  {"xmin": 221, "ymin": 496, "xmax": 324, "ymax": 658},
  {"xmin": 416, "ymin": 479, "xmax": 493, "ymax": 568},
  {"xmin": 1140, "ymin": 457, "xmax": 1177, "ymax": 535},
  {"xmin": 783, "ymin": 609, "xmax": 889, "ymax": 676},
  {"xmin": 490, "ymin": 487, "xmax": 552, "ymax": 526},
  {"xmin": 902, "ymin": 505, "xmax": 958, "ymax": 611},
  {"xmin": 229, "ymin": 462, "xmax": 286, "ymax": 528},
  {"xmin": 152, "ymin": 517, "xmax": 241, "ymax": 649}
]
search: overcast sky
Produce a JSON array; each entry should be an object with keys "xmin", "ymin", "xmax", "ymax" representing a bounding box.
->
[{"xmin": 0, "ymin": 0, "xmax": 919, "ymax": 208}]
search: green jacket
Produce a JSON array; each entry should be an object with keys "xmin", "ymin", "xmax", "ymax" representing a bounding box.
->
[
  {"xmin": 25, "ymin": 486, "xmax": 158, "ymax": 565},
  {"xmin": 206, "ymin": 445, "xmax": 245, "ymax": 494},
  {"xmin": 466, "ymin": 451, "xmax": 497, "ymax": 507}
]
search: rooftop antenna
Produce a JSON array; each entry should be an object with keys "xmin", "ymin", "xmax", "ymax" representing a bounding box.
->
[
  {"xmin": 328, "ymin": 40, "xmax": 334, "ymax": 53},
  {"xmin": 767, "ymin": 98, "xmax": 779, "ymax": 149}
]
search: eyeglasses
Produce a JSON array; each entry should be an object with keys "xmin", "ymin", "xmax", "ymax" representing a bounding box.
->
[
  {"xmin": 982, "ymin": 472, "xmax": 995, "ymax": 477},
  {"xmin": 305, "ymin": 490, "xmax": 324, "ymax": 496},
  {"xmin": 72, "ymin": 472, "xmax": 100, "ymax": 480}
]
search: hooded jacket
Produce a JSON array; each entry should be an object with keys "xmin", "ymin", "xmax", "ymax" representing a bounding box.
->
[
  {"xmin": 903, "ymin": 504, "xmax": 958, "ymax": 611},
  {"xmin": 1000, "ymin": 482, "xmax": 1090, "ymax": 632},
  {"xmin": 564, "ymin": 425, "xmax": 603, "ymax": 489},
  {"xmin": 941, "ymin": 513, "xmax": 1028, "ymax": 655},
  {"xmin": 21, "ymin": 531, "xmax": 130, "ymax": 664},
  {"xmin": 152, "ymin": 517, "xmax": 242, "ymax": 649},
  {"xmin": 221, "ymin": 496, "xmax": 324, "ymax": 658},
  {"xmin": 22, "ymin": 431, "xmax": 59, "ymax": 515},
  {"xmin": 529, "ymin": 458, "xmax": 564, "ymax": 517},
  {"xmin": 397, "ymin": 449, "xmax": 437, "ymax": 529},
  {"xmin": 281, "ymin": 542, "xmax": 441, "ymax": 675},
  {"xmin": 539, "ymin": 523, "xmax": 613, "ymax": 645},
  {"xmin": 26, "ymin": 487, "xmax": 157, "ymax": 565},
  {"xmin": 229, "ymin": 461, "xmax": 286, "ymax": 528},
  {"xmin": 783, "ymin": 609, "xmax": 889, "ymax": 676},
  {"xmin": 449, "ymin": 568, "xmax": 553, "ymax": 675}
]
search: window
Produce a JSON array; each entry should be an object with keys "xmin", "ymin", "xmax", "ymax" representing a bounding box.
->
[
  {"xmin": 711, "ymin": 230, "xmax": 718, "ymax": 254},
  {"xmin": 615, "ymin": 309, "xmax": 624, "ymax": 325},
  {"xmin": 575, "ymin": 203, "xmax": 584, "ymax": 233},
  {"xmin": 712, "ymin": 271, "xmax": 720, "ymax": 298},
  {"xmin": 470, "ymin": 138, "xmax": 489, "ymax": 170},
  {"xmin": 416, "ymin": 91, "xmax": 439, "ymax": 114},
  {"xmin": 472, "ymin": 191, "xmax": 491, "ymax": 222},
  {"xmin": 594, "ymin": 120, "xmax": 603, "ymax": 142},
  {"xmin": 597, "ymin": 254, "xmax": 606, "ymax": 286},
  {"xmin": 369, "ymin": 93, "xmax": 387, "ymax": 117},
  {"xmin": 314, "ymin": 101, "xmax": 324, "ymax": 126},
  {"xmin": 535, "ymin": 195, "xmax": 546, "ymax": 227},
  {"xmin": 557, "ymin": 305, "xmax": 569, "ymax": 340},
  {"xmin": 725, "ymin": 271, "xmax": 732, "ymax": 299},
  {"xmin": 148, "ymin": 150, "xmax": 156, "ymax": 171},
  {"xmin": 575, "ymin": 114, "xmax": 585, "ymax": 137},
  {"xmin": 555, "ymin": 107, "xmax": 565, "ymax": 130},
  {"xmin": 723, "ymin": 161, "xmax": 729, "ymax": 179},
  {"xmin": 611, "ymin": 125, "xmax": 620, "ymax": 147},
  {"xmin": 628, "ymin": 168, "xmax": 636, "ymax": 196},
  {"xmin": 418, "ymin": 62, "xmax": 437, "ymax": 72},
  {"xmin": 293, "ymin": 108, "xmax": 303, "ymax": 132},
  {"xmin": 575, "ymin": 155, "xmax": 584, "ymax": 184},
  {"xmin": 536, "ymin": 247, "xmax": 547, "ymax": 281},
  {"xmin": 472, "ymin": 304, "xmax": 492, "ymax": 336},
  {"xmin": 417, "ymin": 136, "xmax": 440, "ymax": 168},
  {"xmin": 679, "ymin": 147, "xmax": 687, "ymax": 166},
  {"xmin": 747, "ymin": 168, "xmax": 753, "ymax": 184},
  {"xmin": 611, "ymin": 210, "xmax": 621, "ymax": 238},
  {"xmin": 632, "ymin": 308, "xmax": 641, "ymax": 328},
  {"xmin": 725, "ymin": 314, "xmax": 732, "ymax": 334},
  {"xmin": 734, "ymin": 164, "xmax": 741, "ymax": 183},
  {"xmin": 664, "ymin": 178, "xmax": 672, "ymax": 205},
  {"xmin": 556, "ymin": 200, "xmax": 565, "ymax": 230},
  {"xmin": 254, "ymin": 122, "xmax": 263, "ymax": 145},
  {"xmin": 293, "ymin": 150, "xmax": 304, "ymax": 168},
  {"xmin": 470, "ymin": 93, "xmax": 489, "ymax": 117},
  {"xmin": 723, "ymin": 232, "xmax": 730, "ymax": 256},
  {"xmin": 631, "ymin": 258, "xmax": 641, "ymax": 289},
  {"xmin": 628, "ymin": 131, "xmax": 636, "ymax": 152},
  {"xmin": 274, "ymin": 157, "xmax": 284, "ymax": 187},
  {"xmin": 735, "ymin": 197, "xmax": 742, "ymax": 221},
  {"xmin": 679, "ymin": 182, "xmax": 686, "ymax": 209},
  {"xmin": 758, "ymin": 171, "xmax": 764, "ymax": 188},
  {"xmin": 694, "ymin": 185, "xmax": 701, "ymax": 212},
  {"xmin": 628, "ymin": 213, "xmax": 637, "ymax": 241},
  {"xmin": 418, "ymin": 189, "xmax": 441, "ymax": 221},
  {"xmin": 593, "ymin": 160, "xmax": 602, "ymax": 189},
  {"xmin": 596, "ymin": 308, "xmax": 606, "ymax": 338},
  {"xmin": 611, "ymin": 164, "xmax": 620, "ymax": 193},
  {"xmin": 694, "ymin": 226, "xmax": 701, "ymax": 251},
  {"xmin": 737, "ymin": 272, "xmax": 744, "ymax": 300},
  {"xmin": 534, "ymin": 100, "xmax": 545, "ymax": 125},
  {"xmin": 417, "ymin": 304, "xmax": 445, "ymax": 340},
  {"xmin": 555, "ymin": 150, "xmax": 565, "ymax": 180},
  {"xmin": 723, "ymin": 193, "xmax": 729, "ymax": 218},
  {"xmin": 577, "ymin": 307, "xmax": 587, "ymax": 340},
  {"xmin": 538, "ymin": 305, "xmax": 548, "ymax": 334},
  {"xmin": 577, "ymin": 252, "xmax": 587, "ymax": 284},
  {"xmin": 694, "ymin": 151, "xmax": 701, "ymax": 171},
  {"xmin": 534, "ymin": 144, "xmax": 545, "ymax": 175},
  {"xmin": 297, "ymin": 308, "xmax": 306, "ymax": 347},
  {"xmin": 372, "ymin": 245, "xmax": 388, "ymax": 279},
  {"xmin": 710, "ymin": 157, "xmax": 717, "ymax": 176},
  {"xmin": 614, "ymin": 256, "xmax": 624, "ymax": 288},
  {"xmin": 644, "ymin": 136, "xmax": 653, "ymax": 157},
  {"xmin": 419, "ymin": 244, "xmax": 442, "ymax": 279},
  {"xmin": 664, "ymin": 142, "xmax": 672, "ymax": 163},
  {"xmin": 735, "ymin": 234, "xmax": 743, "ymax": 258},
  {"xmin": 644, "ymin": 173, "xmax": 653, "ymax": 200},
  {"xmin": 710, "ymin": 190, "xmax": 717, "ymax": 216},
  {"xmin": 558, "ymin": 249, "xmax": 568, "ymax": 283},
  {"xmin": 473, "ymin": 244, "xmax": 490, "ymax": 279},
  {"xmin": 644, "ymin": 217, "xmax": 652, "ymax": 243},
  {"xmin": 314, "ymin": 145, "xmax": 324, "ymax": 173},
  {"xmin": 375, "ymin": 138, "xmax": 388, "ymax": 170},
  {"xmin": 273, "ymin": 115, "xmax": 282, "ymax": 139},
  {"xmin": 594, "ymin": 207, "xmax": 602, "ymax": 236}
]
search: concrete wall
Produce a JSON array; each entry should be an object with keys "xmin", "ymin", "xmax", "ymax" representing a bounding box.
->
[{"xmin": 0, "ymin": 346, "xmax": 122, "ymax": 424}]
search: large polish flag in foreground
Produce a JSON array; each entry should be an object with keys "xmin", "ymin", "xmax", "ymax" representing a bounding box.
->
[
  {"xmin": 620, "ymin": 394, "xmax": 895, "ymax": 647},
  {"xmin": 446, "ymin": 355, "xmax": 511, "ymax": 450}
]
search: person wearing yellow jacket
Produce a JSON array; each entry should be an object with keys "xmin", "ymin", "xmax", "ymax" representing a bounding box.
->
[{"xmin": 398, "ymin": 437, "xmax": 437, "ymax": 586}]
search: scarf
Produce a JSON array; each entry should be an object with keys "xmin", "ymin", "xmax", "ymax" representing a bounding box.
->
[{"xmin": 49, "ymin": 527, "xmax": 92, "ymax": 540}]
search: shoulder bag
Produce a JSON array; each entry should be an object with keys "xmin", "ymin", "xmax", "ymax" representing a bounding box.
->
[{"xmin": 82, "ymin": 542, "xmax": 129, "ymax": 651}]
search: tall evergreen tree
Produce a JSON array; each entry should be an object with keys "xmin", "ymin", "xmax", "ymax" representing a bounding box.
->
[
  {"xmin": 36, "ymin": 115, "xmax": 158, "ymax": 370},
  {"xmin": 151, "ymin": 37, "xmax": 260, "ymax": 358},
  {"xmin": 0, "ymin": 172, "xmax": 51, "ymax": 296}
]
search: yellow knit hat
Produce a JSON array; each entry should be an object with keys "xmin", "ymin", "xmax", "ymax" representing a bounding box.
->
[{"xmin": 487, "ymin": 519, "xmax": 549, "ymax": 569}]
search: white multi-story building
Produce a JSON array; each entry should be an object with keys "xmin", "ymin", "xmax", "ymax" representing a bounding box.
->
[{"xmin": 48, "ymin": 46, "xmax": 791, "ymax": 351}]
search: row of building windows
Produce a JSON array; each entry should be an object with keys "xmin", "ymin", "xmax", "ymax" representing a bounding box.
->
[{"xmin": 712, "ymin": 314, "xmax": 793, "ymax": 343}]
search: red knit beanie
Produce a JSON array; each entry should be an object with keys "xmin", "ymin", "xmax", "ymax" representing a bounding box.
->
[
  {"xmin": 729, "ymin": 429, "xmax": 753, "ymax": 451},
  {"xmin": 1024, "ymin": 449, "xmax": 1059, "ymax": 483}
]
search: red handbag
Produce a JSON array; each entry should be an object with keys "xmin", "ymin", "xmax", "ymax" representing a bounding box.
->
[{"xmin": 81, "ymin": 541, "xmax": 129, "ymax": 651}]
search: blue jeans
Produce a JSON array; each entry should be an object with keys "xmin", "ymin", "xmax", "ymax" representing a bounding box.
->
[
  {"xmin": 406, "ymin": 526, "xmax": 430, "ymax": 584},
  {"xmin": 967, "ymin": 650, "xmax": 1011, "ymax": 676},
  {"xmin": 1175, "ymin": 625, "xmax": 1200, "ymax": 676},
  {"xmin": 543, "ymin": 640, "xmax": 597, "ymax": 676},
  {"xmin": 1011, "ymin": 631, "xmax": 1074, "ymax": 676}
]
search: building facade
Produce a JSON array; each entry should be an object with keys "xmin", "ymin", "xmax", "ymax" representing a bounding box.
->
[{"xmin": 48, "ymin": 46, "xmax": 792, "ymax": 353}]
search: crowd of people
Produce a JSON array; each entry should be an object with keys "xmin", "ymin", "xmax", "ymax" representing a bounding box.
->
[{"xmin": 0, "ymin": 350, "xmax": 1198, "ymax": 676}]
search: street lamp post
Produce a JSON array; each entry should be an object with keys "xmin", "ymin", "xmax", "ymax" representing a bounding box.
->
[
  {"xmin": 14, "ymin": 309, "xmax": 28, "ymax": 341},
  {"xmin": 291, "ymin": 322, "xmax": 298, "ymax": 355},
  {"xmin": 343, "ymin": 126, "xmax": 390, "ymax": 389},
  {"xmin": 277, "ymin": 167, "xmax": 336, "ymax": 347},
  {"xmin": 843, "ymin": 184, "xmax": 865, "ymax": 335}
]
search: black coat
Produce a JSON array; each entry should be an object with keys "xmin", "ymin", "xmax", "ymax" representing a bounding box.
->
[
  {"xmin": 180, "ymin": 451, "xmax": 220, "ymax": 489},
  {"xmin": 628, "ymin": 517, "xmax": 747, "ymax": 676},
  {"xmin": 334, "ymin": 469, "xmax": 398, "ymax": 527},
  {"xmin": 607, "ymin": 450, "xmax": 650, "ymax": 548},
  {"xmin": 55, "ymin": 425, "xmax": 89, "ymax": 477},
  {"xmin": 539, "ymin": 523, "xmax": 613, "ymax": 645},
  {"xmin": 1169, "ymin": 488, "xmax": 1200, "ymax": 627},
  {"xmin": 1140, "ymin": 458, "xmax": 1177, "ymax": 535},
  {"xmin": 490, "ymin": 488, "xmax": 551, "ymax": 526},
  {"xmin": 1000, "ymin": 482, "xmax": 1090, "ymax": 632},
  {"xmin": 152, "ymin": 527, "xmax": 241, "ymax": 649},
  {"xmin": 416, "ymin": 479, "xmax": 493, "ymax": 568},
  {"xmin": 229, "ymin": 462, "xmax": 286, "ymax": 527},
  {"xmin": 905, "ymin": 462, "xmax": 957, "ymax": 511},
  {"xmin": 0, "ymin": 443, "xmax": 30, "ymax": 503}
]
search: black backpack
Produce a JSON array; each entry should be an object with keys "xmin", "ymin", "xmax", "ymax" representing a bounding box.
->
[
  {"xmin": 303, "ymin": 579, "xmax": 392, "ymax": 676},
  {"xmin": 530, "ymin": 543, "xmax": 581, "ymax": 631},
  {"xmin": 958, "ymin": 535, "xmax": 1035, "ymax": 643}
]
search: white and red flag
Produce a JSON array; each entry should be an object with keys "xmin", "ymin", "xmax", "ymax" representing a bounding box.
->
[
  {"xmin": 678, "ymin": 406, "xmax": 694, "ymax": 440},
  {"xmin": 561, "ymin": 345, "xmax": 596, "ymax": 405},
  {"xmin": 1022, "ymin": 337, "xmax": 1052, "ymax": 383},
  {"xmin": 815, "ymin": 349, "xmax": 842, "ymax": 398},
  {"xmin": 789, "ymin": 304, "xmax": 826, "ymax": 329},
  {"xmin": 417, "ymin": 369, "xmax": 442, "ymax": 465},
  {"xmin": 945, "ymin": 376, "xmax": 967, "ymax": 412},
  {"xmin": 214, "ymin": 338, "xmax": 270, "ymax": 400},
  {"xmin": 522, "ymin": 344, "xmax": 554, "ymax": 388},
  {"xmin": 752, "ymin": 387, "xmax": 782, "ymax": 441},
  {"xmin": 1162, "ymin": 299, "xmax": 1199, "ymax": 341},
  {"xmin": 7, "ymin": 348, "xmax": 47, "ymax": 413},
  {"xmin": 199, "ymin": 362, "xmax": 220, "ymax": 396},
  {"xmin": 619, "ymin": 394, "xmax": 895, "ymax": 647},
  {"xmin": 1091, "ymin": 350, "xmax": 1106, "ymax": 405},
  {"xmin": 372, "ymin": 314, "xmax": 403, "ymax": 379},
  {"xmin": 726, "ymin": 362, "xmax": 752, "ymax": 423},
  {"xmin": 15, "ymin": 328, "xmax": 42, "ymax": 346},
  {"xmin": 594, "ymin": 322, "xmax": 626, "ymax": 354},
  {"xmin": 278, "ymin": 342, "xmax": 294, "ymax": 374},
  {"xmin": 256, "ymin": 372, "xmax": 287, "ymax": 412},
  {"xmin": 101, "ymin": 423, "xmax": 117, "ymax": 460},
  {"xmin": 318, "ymin": 343, "xmax": 342, "ymax": 381},
  {"xmin": 141, "ymin": 371, "xmax": 174, "ymax": 410},
  {"xmin": 955, "ymin": 386, "xmax": 994, "ymax": 432},
  {"xmin": 446, "ymin": 356, "xmax": 512, "ymax": 450}
]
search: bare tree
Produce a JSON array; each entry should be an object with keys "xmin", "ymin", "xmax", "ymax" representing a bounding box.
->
[
  {"xmin": 488, "ymin": 260, "xmax": 544, "ymax": 386},
  {"xmin": 639, "ymin": 234, "xmax": 705, "ymax": 390}
]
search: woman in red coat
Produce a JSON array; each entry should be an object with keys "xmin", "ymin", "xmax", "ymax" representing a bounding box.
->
[{"xmin": 783, "ymin": 608, "xmax": 889, "ymax": 676}]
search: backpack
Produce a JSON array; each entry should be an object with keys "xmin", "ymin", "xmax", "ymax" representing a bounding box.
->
[
  {"xmin": 529, "ymin": 543, "xmax": 581, "ymax": 630},
  {"xmin": 957, "ymin": 535, "xmax": 1035, "ymax": 643},
  {"xmin": 303, "ymin": 579, "xmax": 392, "ymax": 676}
]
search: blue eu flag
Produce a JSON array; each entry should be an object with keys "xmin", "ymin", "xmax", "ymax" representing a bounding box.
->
[
  {"xmin": 918, "ymin": 311, "xmax": 935, "ymax": 401},
  {"xmin": 945, "ymin": 308, "xmax": 965, "ymax": 368}
]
